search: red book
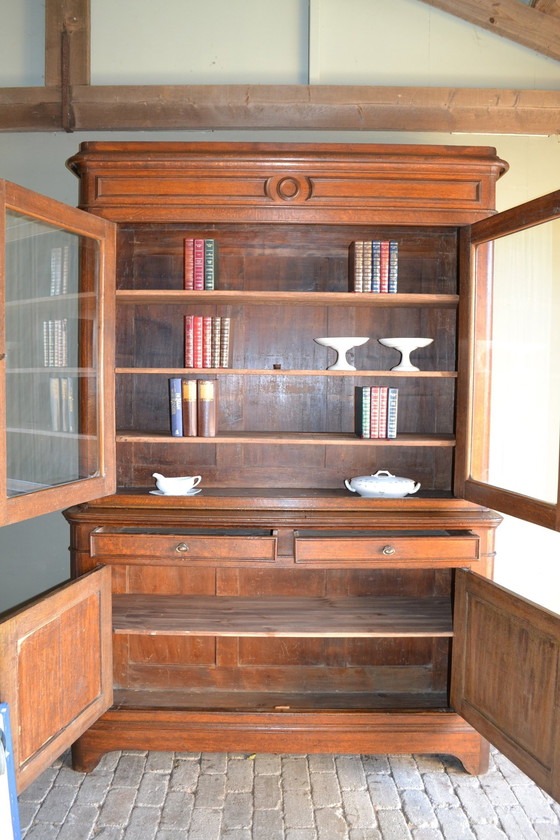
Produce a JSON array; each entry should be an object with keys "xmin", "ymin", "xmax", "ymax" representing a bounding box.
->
[
  {"xmin": 370, "ymin": 386, "xmax": 380, "ymax": 439},
  {"xmin": 184, "ymin": 315, "xmax": 194, "ymax": 367},
  {"xmin": 183, "ymin": 238, "xmax": 194, "ymax": 290},
  {"xmin": 202, "ymin": 316, "xmax": 213, "ymax": 368},
  {"xmin": 378, "ymin": 386, "xmax": 388, "ymax": 438},
  {"xmin": 193, "ymin": 316, "xmax": 203, "ymax": 368},
  {"xmin": 379, "ymin": 241, "xmax": 389, "ymax": 292},
  {"xmin": 193, "ymin": 239, "xmax": 205, "ymax": 290}
]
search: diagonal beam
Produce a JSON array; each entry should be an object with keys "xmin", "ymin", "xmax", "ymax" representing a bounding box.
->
[{"xmin": 417, "ymin": 0, "xmax": 560, "ymax": 60}]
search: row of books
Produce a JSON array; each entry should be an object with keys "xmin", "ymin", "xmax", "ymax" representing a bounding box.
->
[
  {"xmin": 169, "ymin": 378, "xmax": 218, "ymax": 437},
  {"xmin": 355, "ymin": 386, "xmax": 399, "ymax": 439},
  {"xmin": 49, "ymin": 375, "xmax": 76, "ymax": 433},
  {"xmin": 350, "ymin": 241, "xmax": 398, "ymax": 293},
  {"xmin": 50, "ymin": 245, "xmax": 70, "ymax": 296},
  {"xmin": 184, "ymin": 238, "xmax": 218, "ymax": 290},
  {"xmin": 42, "ymin": 318, "xmax": 68, "ymax": 367},
  {"xmin": 184, "ymin": 315, "xmax": 231, "ymax": 368}
]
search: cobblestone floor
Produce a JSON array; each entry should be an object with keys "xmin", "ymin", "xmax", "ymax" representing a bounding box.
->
[{"xmin": 18, "ymin": 748, "xmax": 560, "ymax": 840}]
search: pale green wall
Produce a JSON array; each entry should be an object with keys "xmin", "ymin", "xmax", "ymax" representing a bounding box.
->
[{"xmin": 1, "ymin": 0, "xmax": 560, "ymax": 613}]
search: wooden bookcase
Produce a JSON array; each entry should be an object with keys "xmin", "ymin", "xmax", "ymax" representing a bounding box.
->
[{"xmin": 2, "ymin": 144, "xmax": 560, "ymax": 800}]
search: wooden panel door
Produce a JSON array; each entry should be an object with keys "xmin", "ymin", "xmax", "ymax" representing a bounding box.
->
[
  {"xmin": 0, "ymin": 566, "xmax": 113, "ymax": 793},
  {"xmin": 451, "ymin": 569, "xmax": 560, "ymax": 801}
]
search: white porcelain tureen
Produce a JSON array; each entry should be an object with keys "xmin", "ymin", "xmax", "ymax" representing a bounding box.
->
[{"xmin": 344, "ymin": 470, "xmax": 421, "ymax": 498}]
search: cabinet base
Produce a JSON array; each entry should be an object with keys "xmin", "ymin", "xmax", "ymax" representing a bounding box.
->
[{"xmin": 71, "ymin": 708, "xmax": 489, "ymax": 776}]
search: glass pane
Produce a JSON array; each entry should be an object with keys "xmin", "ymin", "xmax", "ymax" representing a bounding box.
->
[
  {"xmin": 471, "ymin": 220, "xmax": 560, "ymax": 503},
  {"xmin": 5, "ymin": 211, "xmax": 100, "ymax": 497}
]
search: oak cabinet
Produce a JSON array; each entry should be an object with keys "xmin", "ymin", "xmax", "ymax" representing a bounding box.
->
[{"xmin": 1, "ymin": 144, "xmax": 559, "ymax": 801}]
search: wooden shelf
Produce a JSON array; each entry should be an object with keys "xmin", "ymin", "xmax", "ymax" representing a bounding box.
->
[
  {"xmin": 116, "ymin": 431, "xmax": 456, "ymax": 447},
  {"xmin": 116, "ymin": 289, "xmax": 459, "ymax": 308},
  {"xmin": 113, "ymin": 688, "xmax": 450, "ymax": 711},
  {"xmin": 112, "ymin": 594, "xmax": 453, "ymax": 638},
  {"xmin": 116, "ymin": 367, "xmax": 457, "ymax": 378}
]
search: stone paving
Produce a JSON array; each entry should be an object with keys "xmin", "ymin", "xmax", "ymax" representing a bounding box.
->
[{"xmin": 18, "ymin": 748, "xmax": 560, "ymax": 839}]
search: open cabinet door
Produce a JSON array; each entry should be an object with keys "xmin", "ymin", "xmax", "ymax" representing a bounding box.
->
[
  {"xmin": 451, "ymin": 569, "xmax": 560, "ymax": 801},
  {"xmin": 0, "ymin": 566, "xmax": 113, "ymax": 794},
  {"xmin": 458, "ymin": 190, "xmax": 560, "ymax": 531},
  {"xmin": 0, "ymin": 179, "xmax": 116, "ymax": 527}
]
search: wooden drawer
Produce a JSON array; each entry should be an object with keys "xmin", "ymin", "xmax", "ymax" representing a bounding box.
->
[
  {"xmin": 90, "ymin": 530, "xmax": 277, "ymax": 565},
  {"xmin": 294, "ymin": 533, "xmax": 479, "ymax": 567}
]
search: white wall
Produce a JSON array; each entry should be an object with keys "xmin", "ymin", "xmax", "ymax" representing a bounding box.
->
[{"xmin": 1, "ymin": 0, "xmax": 560, "ymax": 614}]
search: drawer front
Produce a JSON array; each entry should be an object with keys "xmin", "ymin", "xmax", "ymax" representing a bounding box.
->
[
  {"xmin": 90, "ymin": 533, "xmax": 277, "ymax": 564},
  {"xmin": 294, "ymin": 536, "xmax": 479, "ymax": 566}
]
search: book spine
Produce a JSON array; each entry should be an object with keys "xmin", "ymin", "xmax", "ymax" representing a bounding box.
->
[
  {"xmin": 351, "ymin": 241, "xmax": 364, "ymax": 293},
  {"xmin": 371, "ymin": 241, "xmax": 381, "ymax": 293},
  {"xmin": 183, "ymin": 238, "xmax": 194, "ymax": 290},
  {"xmin": 61, "ymin": 245, "xmax": 69, "ymax": 294},
  {"xmin": 354, "ymin": 386, "xmax": 371, "ymax": 438},
  {"xmin": 193, "ymin": 316, "xmax": 204, "ymax": 368},
  {"xmin": 378, "ymin": 386, "xmax": 388, "ymax": 438},
  {"xmin": 388, "ymin": 240, "xmax": 398, "ymax": 293},
  {"xmin": 197, "ymin": 379, "xmax": 217, "ymax": 437},
  {"xmin": 60, "ymin": 376, "xmax": 69, "ymax": 432},
  {"xmin": 193, "ymin": 239, "xmax": 205, "ymax": 290},
  {"xmin": 169, "ymin": 378, "xmax": 183, "ymax": 436},
  {"xmin": 202, "ymin": 316, "xmax": 213, "ymax": 367},
  {"xmin": 50, "ymin": 247, "xmax": 62, "ymax": 296},
  {"xmin": 182, "ymin": 378, "xmax": 198, "ymax": 436},
  {"xmin": 184, "ymin": 315, "xmax": 194, "ymax": 367},
  {"xmin": 387, "ymin": 387, "xmax": 399, "ymax": 438},
  {"xmin": 66, "ymin": 376, "xmax": 76, "ymax": 433},
  {"xmin": 362, "ymin": 240, "xmax": 372, "ymax": 293},
  {"xmin": 380, "ymin": 241, "xmax": 389, "ymax": 293},
  {"xmin": 370, "ymin": 386, "xmax": 380, "ymax": 438},
  {"xmin": 211, "ymin": 316, "xmax": 222, "ymax": 368},
  {"xmin": 219, "ymin": 316, "xmax": 231, "ymax": 367},
  {"xmin": 204, "ymin": 239, "xmax": 216, "ymax": 290},
  {"xmin": 49, "ymin": 376, "xmax": 60, "ymax": 431}
]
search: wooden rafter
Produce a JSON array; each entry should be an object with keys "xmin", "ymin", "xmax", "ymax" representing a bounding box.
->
[
  {"xmin": 418, "ymin": 0, "xmax": 560, "ymax": 60},
  {"xmin": 532, "ymin": 0, "xmax": 560, "ymax": 19},
  {"xmin": 0, "ymin": 0, "xmax": 559, "ymax": 135}
]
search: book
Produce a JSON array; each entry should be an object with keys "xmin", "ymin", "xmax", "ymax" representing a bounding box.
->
[
  {"xmin": 197, "ymin": 379, "xmax": 217, "ymax": 437},
  {"xmin": 193, "ymin": 239, "xmax": 205, "ymax": 290},
  {"xmin": 378, "ymin": 386, "xmax": 388, "ymax": 438},
  {"xmin": 193, "ymin": 315, "xmax": 204, "ymax": 368},
  {"xmin": 350, "ymin": 241, "xmax": 364, "ymax": 293},
  {"xmin": 371, "ymin": 241, "xmax": 381, "ymax": 293},
  {"xmin": 388, "ymin": 241, "xmax": 398, "ymax": 293},
  {"xmin": 354, "ymin": 386, "xmax": 371, "ymax": 438},
  {"xmin": 387, "ymin": 387, "xmax": 399, "ymax": 438},
  {"xmin": 181, "ymin": 378, "xmax": 198, "ymax": 436},
  {"xmin": 169, "ymin": 378, "xmax": 183, "ymax": 436},
  {"xmin": 211, "ymin": 316, "xmax": 222, "ymax": 368},
  {"xmin": 204, "ymin": 239, "xmax": 217, "ymax": 290},
  {"xmin": 370, "ymin": 386, "xmax": 380, "ymax": 438},
  {"xmin": 184, "ymin": 315, "xmax": 194, "ymax": 367},
  {"xmin": 183, "ymin": 238, "xmax": 194, "ymax": 290},
  {"xmin": 220, "ymin": 316, "xmax": 231, "ymax": 367},
  {"xmin": 202, "ymin": 316, "xmax": 213, "ymax": 367},
  {"xmin": 379, "ymin": 241, "xmax": 390, "ymax": 293}
]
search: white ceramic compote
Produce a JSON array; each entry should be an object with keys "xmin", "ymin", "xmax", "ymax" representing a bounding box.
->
[
  {"xmin": 378, "ymin": 337, "xmax": 433, "ymax": 371},
  {"xmin": 314, "ymin": 336, "xmax": 369, "ymax": 371}
]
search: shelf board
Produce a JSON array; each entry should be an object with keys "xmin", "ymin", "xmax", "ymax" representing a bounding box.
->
[
  {"xmin": 116, "ymin": 289, "xmax": 459, "ymax": 308},
  {"xmin": 113, "ymin": 688, "xmax": 450, "ymax": 711},
  {"xmin": 116, "ymin": 431, "xmax": 456, "ymax": 447},
  {"xmin": 112, "ymin": 594, "xmax": 453, "ymax": 638},
  {"xmin": 116, "ymin": 367, "xmax": 457, "ymax": 378}
]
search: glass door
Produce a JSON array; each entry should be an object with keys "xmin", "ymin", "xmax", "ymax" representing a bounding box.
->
[
  {"xmin": 0, "ymin": 180, "xmax": 116, "ymax": 525},
  {"xmin": 460, "ymin": 190, "xmax": 560, "ymax": 530}
]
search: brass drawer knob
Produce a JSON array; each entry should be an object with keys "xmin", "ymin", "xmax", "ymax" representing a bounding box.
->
[
  {"xmin": 382, "ymin": 545, "xmax": 396, "ymax": 556},
  {"xmin": 175, "ymin": 542, "xmax": 189, "ymax": 553}
]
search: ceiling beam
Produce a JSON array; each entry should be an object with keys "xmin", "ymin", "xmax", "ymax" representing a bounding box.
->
[
  {"xmin": 417, "ymin": 0, "xmax": 560, "ymax": 60},
  {"xmin": 532, "ymin": 0, "xmax": 560, "ymax": 18},
  {"xmin": 1, "ymin": 84, "xmax": 555, "ymax": 135}
]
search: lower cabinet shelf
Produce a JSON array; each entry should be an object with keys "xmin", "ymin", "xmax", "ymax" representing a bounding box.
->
[{"xmin": 112, "ymin": 594, "xmax": 453, "ymax": 638}]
